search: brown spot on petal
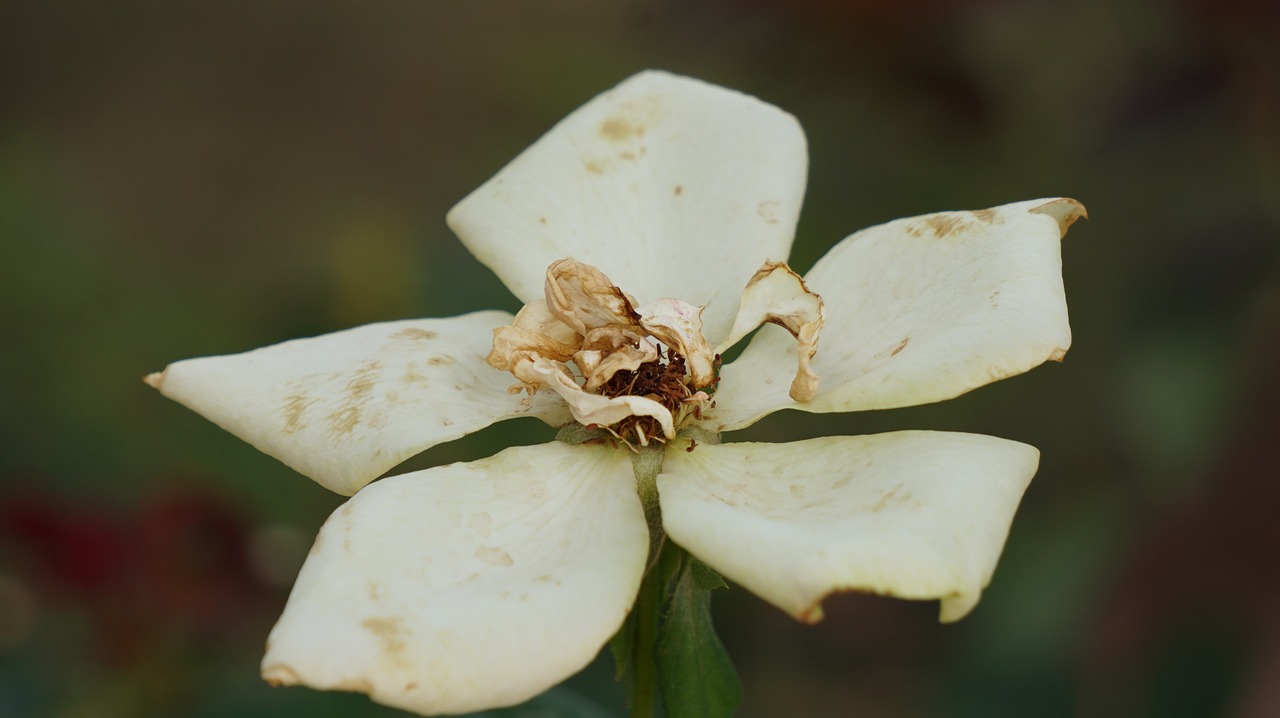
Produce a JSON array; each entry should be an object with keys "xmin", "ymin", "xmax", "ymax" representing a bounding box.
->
[
  {"xmin": 673, "ymin": 184, "xmax": 683, "ymax": 196},
  {"xmin": 756, "ymin": 200, "xmax": 781, "ymax": 224},
  {"xmin": 889, "ymin": 337, "xmax": 910, "ymax": 357},
  {"xmin": 427, "ymin": 355, "xmax": 455, "ymax": 366},
  {"xmin": 281, "ymin": 394, "xmax": 315, "ymax": 434},
  {"xmin": 600, "ymin": 116, "xmax": 643, "ymax": 141},
  {"xmin": 392, "ymin": 328, "xmax": 437, "ymax": 341},
  {"xmin": 404, "ymin": 682, "xmax": 419, "ymax": 693},
  {"xmin": 361, "ymin": 616, "xmax": 407, "ymax": 659},
  {"xmin": 584, "ymin": 159, "xmax": 605, "ymax": 175},
  {"xmin": 475, "ymin": 546, "xmax": 513, "ymax": 567},
  {"xmin": 871, "ymin": 483, "xmax": 912, "ymax": 512},
  {"xmin": 328, "ymin": 361, "xmax": 381, "ymax": 437},
  {"xmin": 402, "ymin": 361, "xmax": 427, "ymax": 384},
  {"xmin": 923, "ymin": 214, "xmax": 966, "ymax": 238},
  {"xmin": 970, "ymin": 208, "xmax": 1001, "ymax": 224}
]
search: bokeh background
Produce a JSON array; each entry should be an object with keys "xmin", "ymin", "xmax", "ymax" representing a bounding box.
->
[{"xmin": 3, "ymin": 0, "xmax": 1278, "ymax": 716}]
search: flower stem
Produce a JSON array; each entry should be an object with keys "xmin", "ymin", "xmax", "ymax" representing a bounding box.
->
[{"xmin": 629, "ymin": 558, "xmax": 662, "ymax": 718}]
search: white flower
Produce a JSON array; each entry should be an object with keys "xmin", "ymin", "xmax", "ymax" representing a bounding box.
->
[{"xmin": 145, "ymin": 71, "xmax": 1085, "ymax": 716}]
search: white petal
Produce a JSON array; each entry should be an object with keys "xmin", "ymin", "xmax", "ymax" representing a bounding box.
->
[
  {"xmin": 710, "ymin": 199, "xmax": 1083, "ymax": 431},
  {"xmin": 262, "ymin": 442, "xmax": 648, "ymax": 715},
  {"xmin": 146, "ymin": 312, "xmax": 569, "ymax": 495},
  {"xmin": 446, "ymin": 70, "xmax": 807, "ymax": 346},
  {"xmin": 657, "ymin": 432, "xmax": 1038, "ymax": 623}
]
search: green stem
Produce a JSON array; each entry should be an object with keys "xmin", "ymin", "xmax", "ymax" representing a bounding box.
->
[
  {"xmin": 627, "ymin": 444, "xmax": 668, "ymax": 718},
  {"xmin": 628, "ymin": 560, "xmax": 662, "ymax": 718}
]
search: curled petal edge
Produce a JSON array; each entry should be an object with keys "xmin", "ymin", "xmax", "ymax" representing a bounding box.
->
[{"xmin": 715, "ymin": 261, "xmax": 825, "ymax": 401}]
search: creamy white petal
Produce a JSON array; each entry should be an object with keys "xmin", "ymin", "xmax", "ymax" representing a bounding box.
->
[
  {"xmin": 709, "ymin": 199, "xmax": 1083, "ymax": 431},
  {"xmin": 146, "ymin": 312, "xmax": 569, "ymax": 496},
  {"xmin": 446, "ymin": 70, "xmax": 807, "ymax": 346},
  {"xmin": 658, "ymin": 432, "xmax": 1038, "ymax": 624},
  {"xmin": 262, "ymin": 442, "xmax": 648, "ymax": 716},
  {"xmin": 513, "ymin": 299, "xmax": 581, "ymax": 347}
]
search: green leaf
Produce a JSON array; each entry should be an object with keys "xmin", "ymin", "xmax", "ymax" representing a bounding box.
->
[{"xmin": 655, "ymin": 552, "xmax": 742, "ymax": 718}]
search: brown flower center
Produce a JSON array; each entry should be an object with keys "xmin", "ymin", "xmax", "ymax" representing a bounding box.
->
[{"xmin": 594, "ymin": 344, "xmax": 718, "ymax": 448}]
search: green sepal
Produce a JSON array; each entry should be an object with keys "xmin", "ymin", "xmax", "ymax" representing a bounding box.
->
[
  {"xmin": 655, "ymin": 550, "xmax": 742, "ymax": 718},
  {"xmin": 690, "ymin": 557, "xmax": 728, "ymax": 591}
]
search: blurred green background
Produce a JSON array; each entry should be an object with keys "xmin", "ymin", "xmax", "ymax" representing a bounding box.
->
[{"xmin": 2, "ymin": 0, "xmax": 1278, "ymax": 716}]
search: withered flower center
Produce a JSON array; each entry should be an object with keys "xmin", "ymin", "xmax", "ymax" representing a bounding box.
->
[{"xmin": 594, "ymin": 344, "xmax": 719, "ymax": 447}]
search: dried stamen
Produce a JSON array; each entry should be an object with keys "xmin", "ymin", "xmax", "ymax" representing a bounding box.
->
[{"xmin": 590, "ymin": 346, "xmax": 718, "ymax": 449}]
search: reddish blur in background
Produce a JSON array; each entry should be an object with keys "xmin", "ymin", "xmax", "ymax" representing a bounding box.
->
[{"xmin": 2, "ymin": 1, "xmax": 1278, "ymax": 717}]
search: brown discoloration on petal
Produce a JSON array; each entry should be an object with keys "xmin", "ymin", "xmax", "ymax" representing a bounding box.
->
[
  {"xmin": 889, "ymin": 337, "xmax": 910, "ymax": 357},
  {"xmin": 404, "ymin": 682, "xmax": 419, "ymax": 693},
  {"xmin": 427, "ymin": 355, "xmax": 455, "ymax": 366},
  {"xmin": 871, "ymin": 483, "xmax": 912, "ymax": 512},
  {"xmin": 401, "ymin": 361, "xmax": 427, "ymax": 384},
  {"xmin": 756, "ymin": 200, "xmax": 782, "ymax": 224},
  {"xmin": 328, "ymin": 361, "xmax": 381, "ymax": 437},
  {"xmin": 281, "ymin": 394, "xmax": 316, "ymax": 434},
  {"xmin": 361, "ymin": 616, "xmax": 407, "ymax": 659},
  {"xmin": 1029, "ymin": 198, "xmax": 1088, "ymax": 237},
  {"xmin": 1049, "ymin": 347, "xmax": 1068, "ymax": 362},
  {"xmin": 143, "ymin": 370, "xmax": 166, "ymax": 389},
  {"xmin": 923, "ymin": 214, "xmax": 966, "ymax": 238},
  {"xmin": 544, "ymin": 259, "xmax": 640, "ymax": 336},
  {"xmin": 391, "ymin": 328, "xmax": 437, "ymax": 341},
  {"xmin": 599, "ymin": 116, "xmax": 644, "ymax": 142},
  {"xmin": 718, "ymin": 261, "xmax": 825, "ymax": 402},
  {"xmin": 474, "ymin": 546, "xmax": 514, "ymax": 567},
  {"xmin": 584, "ymin": 159, "xmax": 605, "ymax": 175},
  {"xmin": 969, "ymin": 208, "xmax": 1001, "ymax": 224}
]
